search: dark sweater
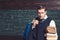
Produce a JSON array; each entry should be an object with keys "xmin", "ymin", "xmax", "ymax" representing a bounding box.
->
[{"xmin": 24, "ymin": 17, "xmax": 52, "ymax": 40}]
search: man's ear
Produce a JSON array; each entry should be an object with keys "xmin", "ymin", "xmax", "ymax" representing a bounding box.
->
[{"xmin": 45, "ymin": 11, "xmax": 47, "ymax": 14}]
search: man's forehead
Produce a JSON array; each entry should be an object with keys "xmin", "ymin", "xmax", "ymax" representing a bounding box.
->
[{"xmin": 38, "ymin": 9, "xmax": 45, "ymax": 12}]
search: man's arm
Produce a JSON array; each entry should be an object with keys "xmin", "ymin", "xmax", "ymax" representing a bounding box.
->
[
  {"xmin": 47, "ymin": 26, "xmax": 56, "ymax": 34},
  {"xmin": 47, "ymin": 20, "xmax": 57, "ymax": 34},
  {"xmin": 31, "ymin": 19, "xmax": 39, "ymax": 29},
  {"xmin": 46, "ymin": 20, "xmax": 58, "ymax": 39}
]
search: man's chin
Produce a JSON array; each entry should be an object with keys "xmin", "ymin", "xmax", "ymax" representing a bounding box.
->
[
  {"xmin": 40, "ymin": 18, "xmax": 44, "ymax": 19},
  {"xmin": 38, "ymin": 17, "xmax": 44, "ymax": 19}
]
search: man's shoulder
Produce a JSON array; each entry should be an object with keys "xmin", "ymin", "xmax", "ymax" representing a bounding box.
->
[{"xmin": 47, "ymin": 17, "xmax": 55, "ymax": 22}]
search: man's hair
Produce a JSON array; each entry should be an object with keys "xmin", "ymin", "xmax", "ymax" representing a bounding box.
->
[{"xmin": 37, "ymin": 5, "xmax": 47, "ymax": 11}]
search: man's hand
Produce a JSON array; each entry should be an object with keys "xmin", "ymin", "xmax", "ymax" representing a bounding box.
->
[
  {"xmin": 32, "ymin": 20, "xmax": 39, "ymax": 27},
  {"xmin": 47, "ymin": 26, "xmax": 56, "ymax": 34}
]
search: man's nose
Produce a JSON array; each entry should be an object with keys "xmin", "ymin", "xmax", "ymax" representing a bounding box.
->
[{"xmin": 40, "ymin": 14, "xmax": 42, "ymax": 16}]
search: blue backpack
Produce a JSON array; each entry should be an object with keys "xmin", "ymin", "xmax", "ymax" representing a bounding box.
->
[{"xmin": 24, "ymin": 23, "xmax": 32, "ymax": 40}]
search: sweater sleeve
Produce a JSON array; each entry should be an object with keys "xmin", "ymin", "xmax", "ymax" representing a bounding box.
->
[{"xmin": 46, "ymin": 20, "xmax": 58, "ymax": 39}]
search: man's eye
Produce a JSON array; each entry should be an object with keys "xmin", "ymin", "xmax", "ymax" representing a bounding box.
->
[
  {"xmin": 41, "ymin": 12, "xmax": 44, "ymax": 13},
  {"xmin": 38, "ymin": 12, "xmax": 44, "ymax": 13}
]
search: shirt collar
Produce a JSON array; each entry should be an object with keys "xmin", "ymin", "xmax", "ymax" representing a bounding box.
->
[
  {"xmin": 41, "ymin": 15, "xmax": 48, "ymax": 22},
  {"xmin": 44, "ymin": 15, "xmax": 48, "ymax": 20}
]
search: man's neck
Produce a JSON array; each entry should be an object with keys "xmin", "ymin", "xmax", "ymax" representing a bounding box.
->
[{"xmin": 44, "ymin": 15, "xmax": 48, "ymax": 20}]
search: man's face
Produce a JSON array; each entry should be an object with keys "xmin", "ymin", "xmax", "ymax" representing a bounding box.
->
[{"xmin": 37, "ymin": 9, "xmax": 47, "ymax": 19}]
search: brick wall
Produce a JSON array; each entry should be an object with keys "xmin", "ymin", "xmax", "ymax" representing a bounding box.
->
[{"xmin": 0, "ymin": 10, "xmax": 60, "ymax": 40}]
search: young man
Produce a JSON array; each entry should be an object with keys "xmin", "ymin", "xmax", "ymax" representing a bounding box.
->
[
  {"xmin": 24, "ymin": 5, "xmax": 58, "ymax": 40},
  {"xmin": 31, "ymin": 5, "xmax": 58, "ymax": 40}
]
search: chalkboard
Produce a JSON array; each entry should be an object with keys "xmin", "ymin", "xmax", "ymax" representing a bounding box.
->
[{"xmin": 0, "ymin": 10, "xmax": 60, "ymax": 38}]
